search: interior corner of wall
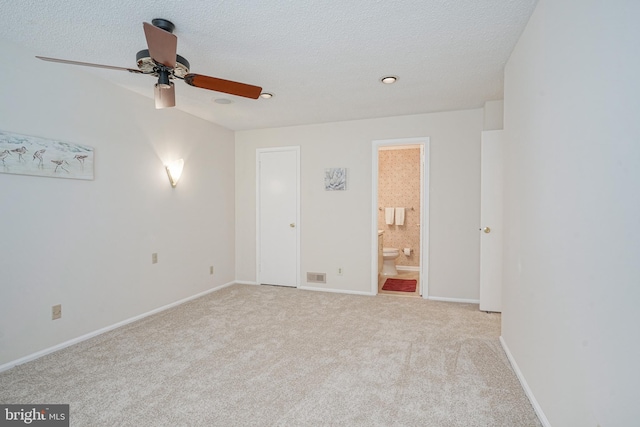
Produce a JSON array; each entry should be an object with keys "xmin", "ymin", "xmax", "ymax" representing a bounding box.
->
[{"xmin": 483, "ymin": 100, "xmax": 504, "ymax": 131}]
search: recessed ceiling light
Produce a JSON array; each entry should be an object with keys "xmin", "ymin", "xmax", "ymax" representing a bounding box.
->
[
  {"xmin": 214, "ymin": 98, "xmax": 233, "ymax": 104},
  {"xmin": 260, "ymin": 92, "xmax": 274, "ymax": 99},
  {"xmin": 380, "ymin": 76, "xmax": 398, "ymax": 84}
]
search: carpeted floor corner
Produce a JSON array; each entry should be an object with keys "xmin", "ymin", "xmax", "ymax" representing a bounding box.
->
[{"xmin": 0, "ymin": 284, "xmax": 541, "ymax": 426}]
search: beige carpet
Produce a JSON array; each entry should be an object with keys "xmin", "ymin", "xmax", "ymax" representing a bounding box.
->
[{"xmin": 0, "ymin": 284, "xmax": 541, "ymax": 426}]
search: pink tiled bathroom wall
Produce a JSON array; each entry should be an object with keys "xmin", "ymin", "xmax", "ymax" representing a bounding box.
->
[{"xmin": 378, "ymin": 147, "xmax": 421, "ymax": 267}]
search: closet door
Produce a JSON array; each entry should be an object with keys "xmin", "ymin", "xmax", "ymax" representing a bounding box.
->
[{"xmin": 256, "ymin": 147, "xmax": 300, "ymax": 287}]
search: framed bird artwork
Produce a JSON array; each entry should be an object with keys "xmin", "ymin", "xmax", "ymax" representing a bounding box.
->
[{"xmin": 0, "ymin": 130, "xmax": 94, "ymax": 180}]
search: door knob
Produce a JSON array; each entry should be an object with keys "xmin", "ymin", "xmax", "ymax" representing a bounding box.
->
[
  {"xmin": 290, "ymin": 223, "xmax": 296, "ymax": 228},
  {"xmin": 483, "ymin": 227, "xmax": 491, "ymax": 233}
]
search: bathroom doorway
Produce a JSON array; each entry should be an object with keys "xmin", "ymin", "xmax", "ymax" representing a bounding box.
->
[{"xmin": 371, "ymin": 138, "xmax": 429, "ymax": 298}]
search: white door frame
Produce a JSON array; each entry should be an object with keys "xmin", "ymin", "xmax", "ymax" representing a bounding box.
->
[
  {"xmin": 256, "ymin": 146, "xmax": 301, "ymax": 287},
  {"xmin": 371, "ymin": 137, "xmax": 430, "ymax": 298}
]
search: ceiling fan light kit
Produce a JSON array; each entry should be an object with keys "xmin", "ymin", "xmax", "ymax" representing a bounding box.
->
[
  {"xmin": 156, "ymin": 68, "xmax": 171, "ymax": 88},
  {"xmin": 155, "ymin": 82, "xmax": 175, "ymax": 109},
  {"xmin": 36, "ymin": 18, "xmax": 262, "ymax": 109}
]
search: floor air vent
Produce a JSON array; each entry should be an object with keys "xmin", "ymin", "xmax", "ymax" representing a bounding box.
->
[{"xmin": 306, "ymin": 272, "xmax": 326, "ymax": 283}]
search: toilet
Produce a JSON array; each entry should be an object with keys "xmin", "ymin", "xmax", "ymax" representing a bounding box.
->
[{"xmin": 381, "ymin": 247, "xmax": 400, "ymax": 276}]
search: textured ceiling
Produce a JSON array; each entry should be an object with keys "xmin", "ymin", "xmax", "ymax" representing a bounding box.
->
[{"xmin": 0, "ymin": 1, "xmax": 537, "ymax": 131}]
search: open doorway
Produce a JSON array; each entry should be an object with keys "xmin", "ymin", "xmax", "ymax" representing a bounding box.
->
[{"xmin": 371, "ymin": 138, "xmax": 430, "ymax": 298}]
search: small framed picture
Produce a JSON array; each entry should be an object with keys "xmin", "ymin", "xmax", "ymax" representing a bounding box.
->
[{"xmin": 325, "ymin": 168, "xmax": 347, "ymax": 191}]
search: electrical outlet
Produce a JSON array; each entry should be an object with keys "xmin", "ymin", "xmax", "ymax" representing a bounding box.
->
[
  {"xmin": 52, "ymin": 304, "xmax": 62, "ymax": 320},
  {"xmin": 152, "ymin": 253, "xmax": 158, "ymax": 264},
  {"xmin": 210, "ymin": 266, "xmax": 214, "ymax": 275},
  {"xmin": 337, "ymin": 267, "xmax": 343, "ymax": 276}
]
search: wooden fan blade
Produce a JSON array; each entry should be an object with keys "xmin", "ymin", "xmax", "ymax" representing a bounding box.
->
[
  {"xmin": 143, "ymin": 22, "xmax": 177, "ymax": 68},
  {"xmin": 36, "ymin": 56, "xmax": 143, "ymax": 73},
  {"xmin": 154, "ymin": 82, "xmax": 175, "ymax": 109},
  {"xmin": 183, "ymin": 74, "xmax": 262, "ymax": 99}
]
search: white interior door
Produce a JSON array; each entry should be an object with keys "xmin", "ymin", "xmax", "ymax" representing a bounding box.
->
[
  {"xmin": 257, "ymin": 147, "xmax": 299, "ymax": 287},
  {"xmin": 480, "ymin": 130, "xmax": 504, "ymax": 312}
]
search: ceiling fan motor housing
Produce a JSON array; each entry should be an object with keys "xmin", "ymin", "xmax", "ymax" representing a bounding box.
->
[{"xmin": 136, "ymin": 49, "xmax": 190, "ymax": 78}]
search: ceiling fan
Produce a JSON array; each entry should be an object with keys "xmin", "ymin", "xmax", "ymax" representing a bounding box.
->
[{"xmin": 36, "ymin": 18, "xmax": 262, "ymax": 109}]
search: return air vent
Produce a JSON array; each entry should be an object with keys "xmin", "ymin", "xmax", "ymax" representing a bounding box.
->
[{"xmin": 306, "ymin": 272, "xmax": 326, "ymax": 283}]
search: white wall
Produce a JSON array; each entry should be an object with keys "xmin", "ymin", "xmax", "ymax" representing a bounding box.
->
[
  {"xmin": 483, "ymin": 100, "xmax": 503, "ymax": 130},
  {"xmin": 0, "ymin": 39, "xmax": 236, "ymax": 366},
  {"xmin": 502, "ymin": 0, "xmax": 640, "ymax": 425},
  {"xmin": 236, "ymin": 109, "xmax": 483, "ymax": 298}
]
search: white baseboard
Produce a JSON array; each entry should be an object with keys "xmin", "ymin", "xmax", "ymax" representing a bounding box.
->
[
  {"xmin": 299, "ymin": 285, "xmax": 374, "ymax": 296},
  {"xmin": 243, "ymin": 281, "xmax": 373, "ymax": 295},
  {"xmin": 234, "ymin": 280, "xmax": 259, "ymax": 286},
  {"xmin": 396, "ymin": 265, "xmax": 420, "ymax": 272},
  {"xmin": 0, "ymin": 281, "xmax": 236, "ymax": 373},
  {"xmin": 499, "ymin": 336, "xmax": 551, "ymax": 427},
  {"xmin": 428, "ymin": 296, "xmax": 480, "ymax": 304}
]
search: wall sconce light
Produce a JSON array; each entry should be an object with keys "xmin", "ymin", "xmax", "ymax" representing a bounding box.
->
[{"xmin": 165, "ymin": 158, "xmax": 184, "ymax": 188}]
